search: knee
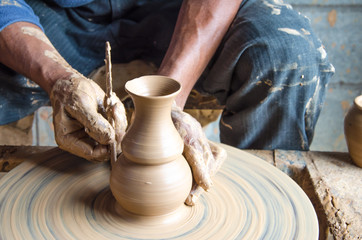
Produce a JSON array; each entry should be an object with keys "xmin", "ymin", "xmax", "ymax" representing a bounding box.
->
[
  {"xmin": 225, "ymin": 2, "xmax": 335, "ymax": 100},
  {"xmin": 230, "ymin": 0, "xmax": 334, "ymax": 78}
]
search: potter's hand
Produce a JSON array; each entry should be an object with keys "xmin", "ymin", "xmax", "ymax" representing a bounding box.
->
[
  {"xmin": 50, "ymin": 75, "xmax": 127, "ymax": 162},
  {"xmin": 171, "ymin": 105, "xmax": 227, "ymax": 206}
]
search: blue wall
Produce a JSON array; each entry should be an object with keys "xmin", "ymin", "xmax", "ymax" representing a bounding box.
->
[{"xmin": 286, "ymin": 0, "xmax": 362, "ymax": 151}]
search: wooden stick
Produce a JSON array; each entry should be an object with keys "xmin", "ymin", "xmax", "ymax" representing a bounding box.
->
[{"xmin": 105, "ymin": 41, "xmax": 117, "ymax": 164}]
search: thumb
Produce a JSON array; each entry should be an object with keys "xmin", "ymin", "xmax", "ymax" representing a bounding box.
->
[
  {"xmin": 63, "ymin": 80, "xmax": 116, "ymax": 145},
  {"xmin": 111, "ymin": 100, "xmax": 128, "ymax": 154}
]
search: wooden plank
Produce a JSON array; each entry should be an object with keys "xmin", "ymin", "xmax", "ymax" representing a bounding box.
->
[
  {"xmin": 243, "ymin": 149, "xmax": 275, "ymax": 166},
  {"xmin": 0, "ymin": 146, "xmax": 53, "ymax": 172},
  {"xmin": 274, "ymin": 150, "xmax": 308, "ymax": 182},
  {"xmin": 305, "ymin": 151, "xmax": 362, "ymax": 239}
]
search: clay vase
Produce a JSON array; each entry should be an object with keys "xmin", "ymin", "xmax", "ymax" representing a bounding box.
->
[
  {"xmin": 110, "ymin": 75, "xmax": 192, "ymax": 216},
  {"xmin": 344, "ymin": 95, "xmax": 362, "ymax": 167}
]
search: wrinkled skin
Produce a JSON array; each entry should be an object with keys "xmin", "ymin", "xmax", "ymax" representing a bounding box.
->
[
  {"xmin": 172, "ymin": 105, "xmax": 227, "ymax": 205},
  {"xmin": 50, "ymin": 75, "xmax": 127, "ymax": 162}
]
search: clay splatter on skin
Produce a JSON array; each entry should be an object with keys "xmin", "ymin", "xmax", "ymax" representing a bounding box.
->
[
  {"xmin": 44, "ymin": 50, "xmax": 81, "ymax": 79},
  {"xmin": 171, "ymin": 105, "xmax": 216, "ymax": 190},
  {"xmin": 20, "ymin": 26, "xmax": 128, "ymax": 163},
  {"xmin": 44, "ymin": 50, "xmax": 70, "ymax": 69},
  {"xmin": 21, "ymin": 27, "xmax": 53, "ymax": 47},
  {"xmin": 21, "ymin": 26, "xmax": 82, "ymax": 79}
]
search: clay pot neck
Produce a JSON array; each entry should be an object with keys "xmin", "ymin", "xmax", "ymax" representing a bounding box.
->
[
  {"xmin": 125, "ymin": 75, "xmax": 181, "ymax": 100},
  {"xmin": 121, "ymin": 76, "xmax": 184, "ymax": 165},
  {"xmin": 125, "ymin": 75, "xmax": 181, "ymax": 121}
]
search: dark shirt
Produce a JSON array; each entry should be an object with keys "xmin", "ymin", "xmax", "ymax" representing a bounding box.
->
[{"xmin": 0, "ymin": 0, "xmax": 93, "ymax": 31}]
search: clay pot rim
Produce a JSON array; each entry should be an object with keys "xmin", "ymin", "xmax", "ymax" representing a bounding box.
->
[
  {"xmin": 125, "ymin": 75, "xmax": 181, "ymax": 100},
  {"xmin": 354, "ymin": 95, "xmax": 362, "ymax": 111}
]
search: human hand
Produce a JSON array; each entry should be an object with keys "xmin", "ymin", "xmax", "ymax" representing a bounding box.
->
[
  {"xmin": 171, "ymin": 105, "xmax": 227, "ymax": 206},
  {"xmin": 50, "ymin": 74, "xmax": 127, "ymax": 162}
]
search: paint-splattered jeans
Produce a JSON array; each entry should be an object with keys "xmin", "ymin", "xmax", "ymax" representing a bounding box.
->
[{"xmin": 0, "ymin": 0, "xmax": 334, "ymax": 150}]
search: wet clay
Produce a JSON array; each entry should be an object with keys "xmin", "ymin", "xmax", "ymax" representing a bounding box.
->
[
  {"xmin": 110, "ymin": 76, "xmax": 192, "ymax": 216},
  {"xmin": 20, "ymin": 26, "xmax": 128, "ymax": 162},
  {"xmin": 50, "ymin": 76, "xmax": 126, "ymax": 162},
  {"xmin": 0, "ymin": 144, "xmax": 318, "ymax": 239}
]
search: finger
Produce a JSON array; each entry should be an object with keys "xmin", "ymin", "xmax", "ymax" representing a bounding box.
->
[
  {"xmin": 64, "ymin": 80, "xmax": 115, "ymax": 145},
  {"xmin": 185, "ymin": 184, "xmax": 205, "ymax": 206},
  {"xmin": 57, "ymin": 129, "xmax": 109, "ymax": 162},
  {"xmin": 172, "ymin": 108, "xmax": 213, "ymax": 191},
  {"xmin": 184, "ymin": 142, "xmax": 227, "ymax": 205},
  {"xmin": 53, "ymin": 106, "xmax": 109, "ymax": 162},
  {"xmin": 52, "ymin": 98, "xmax": 83, "ymax": 135},
  {"xmin": 111, "ymin": 100, "xmax": 128, "ymax": 154}
]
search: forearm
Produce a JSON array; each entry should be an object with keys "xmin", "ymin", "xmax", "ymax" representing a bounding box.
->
[
  {"xmin": 0, "ymin": 22, "xmax": 76, "ymax": 95},
  {"xmin": 158, "ymin": 0, "xmax": 242, "ymax": 108}
]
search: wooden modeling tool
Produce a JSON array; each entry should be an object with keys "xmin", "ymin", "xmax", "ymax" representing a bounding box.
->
[{"xmin": 105, "ymin": 41, "xmax": 117, "ymax": 164}]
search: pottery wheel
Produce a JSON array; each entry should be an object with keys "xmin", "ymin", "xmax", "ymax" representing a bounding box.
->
[{"xmin": 0, "ymin": 144, "xmax": 318, "ymax": 239}]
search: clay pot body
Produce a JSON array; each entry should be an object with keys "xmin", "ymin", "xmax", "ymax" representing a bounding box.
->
[
  {"xmin": 344, "ymin": 95, "xmax": 362, "ymax": 167},
  {"xmin": 110, "ymin": 76, "xmax": 192, "ymax": 216}
]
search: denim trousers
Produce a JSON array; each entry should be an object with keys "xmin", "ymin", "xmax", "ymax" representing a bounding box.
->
[{"xmin": 0, "ymin": 0, "xmax": 334, "ymax": 150}]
